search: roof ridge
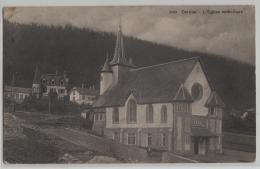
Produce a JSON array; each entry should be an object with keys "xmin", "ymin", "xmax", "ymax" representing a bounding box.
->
[{"xmin": 131, "ymin": 57, "xmax": 199, "ymax": 72}]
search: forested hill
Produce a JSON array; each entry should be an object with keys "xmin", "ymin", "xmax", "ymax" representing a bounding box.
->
[{"xmin": 3, "ymin": 19, "xmax": 255, "ymax": 111}]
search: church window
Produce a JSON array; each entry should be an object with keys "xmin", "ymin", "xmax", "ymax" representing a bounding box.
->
[
  {"xmin": 127, "ymin": 133, "xmax": 136, "ymax": 145},
  {"xmin": 127, "ymin": 99, "xmax": 137, "ymax": 123},
  {"xmin": 146, "ymin": 104, "xmax": 154, "ymax": 123},
  {"xmin": 161, "ymin": 133, "xmax": 167, "ymax": 146},
  {"xmin": 161, "ymin": 105, "xmax": 167, "ymax": 123},
  {"xmin": 112, "ymin": 107, "xmax": 119, "ymax": 124},
  {"xmin": 147, "ymin": 133, "xmax": 152, "ymax": 146},
  {"xmin": 191, "ymin": 83, "xmax": 203, "ymax": 101}
]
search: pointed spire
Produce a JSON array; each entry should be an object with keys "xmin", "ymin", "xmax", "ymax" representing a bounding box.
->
[
  {"xmin": 33, "ymin": 64, "xmax": 40, "ymax": 84},
  {"xmin": 110, "ymin": 24, "xmax": 129, "ymax": 66},
  {"xmin": 101, "ymin": 54, "xmax": 112, "ymax": 72}
]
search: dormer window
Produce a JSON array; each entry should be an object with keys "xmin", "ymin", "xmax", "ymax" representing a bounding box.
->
[
  {"xmin": 60, "ymin": 80, "xmax": 64, "ymax": 85},
  {"xmin": 42, "ymin": 79, "xmax": 46, "ymax": 84},
  {"xmin": 51, "ymin": 79, "xmax": 55, "ymax": 85}
]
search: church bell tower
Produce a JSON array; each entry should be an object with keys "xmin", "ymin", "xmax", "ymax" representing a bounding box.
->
[{"xmin": 99, "ymin": 24, "xmax": 136, "ymax": 95}]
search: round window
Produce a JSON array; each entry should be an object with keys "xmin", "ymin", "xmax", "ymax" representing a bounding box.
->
[{"xmin": 191, "ymin": 83, "xmax": 203, "ymax": 100}]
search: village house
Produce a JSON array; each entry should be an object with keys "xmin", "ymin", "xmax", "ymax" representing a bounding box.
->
[
  {"xmin": 32, "ymin": 65, "xmax": 69, "ymax": 100},
  {"xmin": 4, "ymin": 85, "xmax": 32, "ymax": 103},
  {"xmin": 69, "ymin": 85, "xmax": 99, "ymax": 105},
  {"xmin": 92, "ymin": 25, "xmax": 225, "ymax": 155}
]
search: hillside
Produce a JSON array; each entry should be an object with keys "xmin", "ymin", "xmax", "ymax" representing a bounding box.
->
[{"xmin": 3, "ymin": 19, "xmax": 255, "ymax": 111}]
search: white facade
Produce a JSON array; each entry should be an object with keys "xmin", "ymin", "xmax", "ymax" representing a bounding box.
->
[
  {"xmin": 42, "ymin": 85, "xmax": 67, "ymax": 99},
  {"xmin": 100, "ymin": 72, "xmax": 113, "ymax": 95},
  {"xmin": 69, "ymin": 87, "xmax": 97, "ymax": 105},
  {"xmin": 184, "ymin": 62, "xmax": 212, "ymax": 116}
]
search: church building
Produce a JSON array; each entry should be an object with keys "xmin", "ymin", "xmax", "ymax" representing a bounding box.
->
[{"xmin": 92, "ymin": 25, "xmax": 225, "ymax": 155}]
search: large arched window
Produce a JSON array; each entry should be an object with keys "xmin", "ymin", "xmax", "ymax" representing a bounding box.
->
[
  {"xmin": 146, "ymin": 104, "xmax": 154, "ymax": 123},
  {"xmin": 112, "ymin": 107, "xmax": 119, "ymax": 123},
  {"xmin": 127, "ymin": 99, "xmax": 137, "ymax": 123},
  {"xmin": 191, "ymin": 83, "xmax": 203, "ymax": 101},
  {"xmin": 161, "ymin": 105, "xmax": 168, "ymax": 123}
]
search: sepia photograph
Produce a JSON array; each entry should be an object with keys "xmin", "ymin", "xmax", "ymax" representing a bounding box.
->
[{"xmin": 2, "ymin": 5, "xmax": 256, "ymax": 164}]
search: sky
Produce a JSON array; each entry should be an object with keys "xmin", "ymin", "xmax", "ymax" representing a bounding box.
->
[{"xmin": 4, "ymin": 6, "xmax": 255, "ymax": 64}]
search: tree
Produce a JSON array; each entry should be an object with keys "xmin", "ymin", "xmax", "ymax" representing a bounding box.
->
[{"xmin": 48, "ymin": 91, "xmax": 57, "ymax": 113}]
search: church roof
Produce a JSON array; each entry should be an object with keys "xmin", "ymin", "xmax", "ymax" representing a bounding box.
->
[
  {"xmin": 33, "ymin": 64, "xmax": 41, "ymax": 84},
  {"xmin": 173, "ymin": 84, "xmax": 193, "ymax": 102},
  {"xmin": 110, "ymin": 25, "xmax": 134, "ymax": 67},
  {"xmin": 93, "ymin": 57, "xmax": 199, "ymax": 108},
  {"xmin": 205, "ymin": 91, "xmax": 225, "ymax": 108}
]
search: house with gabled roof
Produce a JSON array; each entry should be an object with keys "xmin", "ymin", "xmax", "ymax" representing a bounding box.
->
[
  {"xmin": 92, "ymin": 25, "xmax": 225, "ymax": 155},
  {"xmin": 32, "ymin": 65, "xmax": 69, "ymax": 100},
  {"xmin": 69, "ymin": 86, "xmax": 99, "ymax": 105}
]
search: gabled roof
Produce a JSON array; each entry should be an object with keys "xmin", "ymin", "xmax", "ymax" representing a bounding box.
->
[
  {"xmin": 70, "ymin": 87, "xmax": 99, "ymax": 96},
  {"xmin": 173, "ymin": 84, "xmax": 193, "ymax": 102},
  {"xmin": 93, "ymin": 57, "xmax": 199, "ymax": 108},
  {"xmin": 205, "ymin": 91, "xmax": 225, "ymax": 108},
  {"xmin": 41, "ymin": 73, "xmax": 67, "ymax": 86}
]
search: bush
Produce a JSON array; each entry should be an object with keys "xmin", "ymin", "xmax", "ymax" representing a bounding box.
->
[{"xmin": 19, "ymin": 95, "xmax": 88, "ymax": 115}]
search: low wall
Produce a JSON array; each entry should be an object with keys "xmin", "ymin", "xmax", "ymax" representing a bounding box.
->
[{"xmin": 161, "ymin": 152, "xmax": 197, "ymax": 163}]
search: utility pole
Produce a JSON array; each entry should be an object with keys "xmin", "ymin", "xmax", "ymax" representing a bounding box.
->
[{"xmin": 10, "ymin": 72, "xmax": 16, "ymax": 113}]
